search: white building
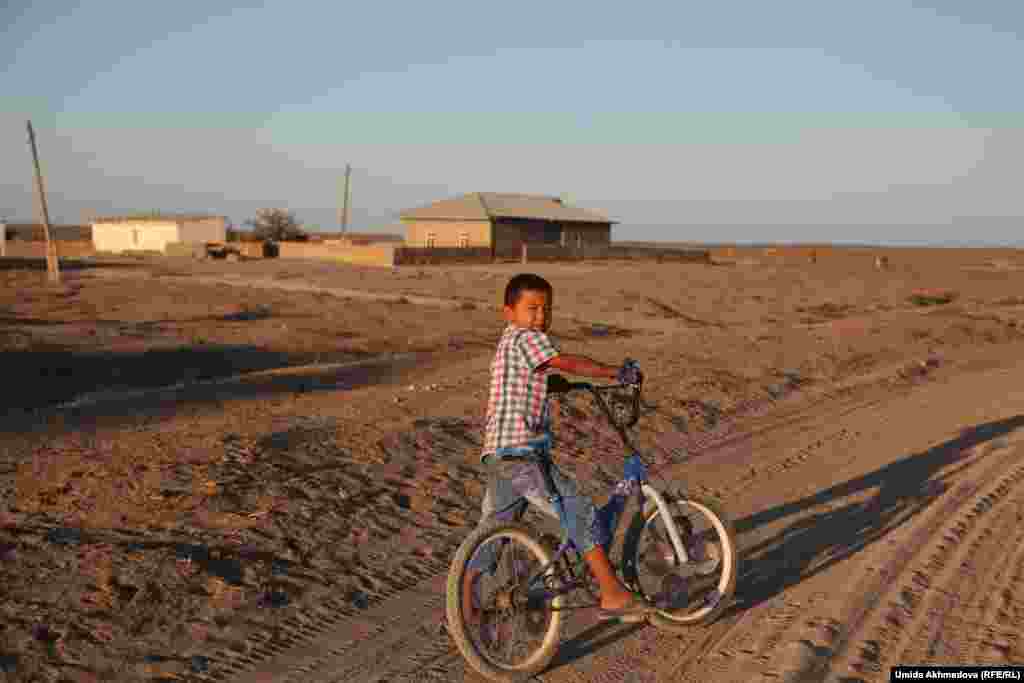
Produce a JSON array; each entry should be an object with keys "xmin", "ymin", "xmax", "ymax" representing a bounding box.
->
[{"xmin": 91, "ymin": 214, "xmax": 228, "ymax": 253}]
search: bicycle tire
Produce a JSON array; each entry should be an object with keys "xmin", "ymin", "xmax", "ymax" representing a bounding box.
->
[
  {"xmin": 623, "ymin": 493, "xmax": 738, "ymax": 631},
  {"xmin": 446, "ymin": 518, "xmax": 564, "ymax": 682}
]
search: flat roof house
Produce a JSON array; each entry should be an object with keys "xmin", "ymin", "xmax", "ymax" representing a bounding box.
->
[
  {"xmin": 2, "ymin": 223, "xmax": 93, "ymax": 257},
  {"xmin": 3, "ymin": 223, "xmax": 92, "ymax": 242},
  {"xmin": 92, "ymin": 213, "xmax": 228, "ymax": 254},
  {"xmin": 399, "ymin": 193, "xmax": 616, "ymax": 260}
]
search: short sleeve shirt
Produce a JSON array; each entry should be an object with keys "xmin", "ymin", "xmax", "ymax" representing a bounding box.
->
[{"xmin": 482, "ymin": 325, "xmax": 560, "ymax": 459}]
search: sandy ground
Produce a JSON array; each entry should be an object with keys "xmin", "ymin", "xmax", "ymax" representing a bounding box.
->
[{"xmin": 2, "ymin": 248, "xmax": 1024, "ymax": 681}]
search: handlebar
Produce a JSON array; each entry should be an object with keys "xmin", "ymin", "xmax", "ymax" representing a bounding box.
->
[
  {"xmin": 546, "ymin": 376, "xmax": 636, "ymax": 396},
  {"xmin": 547, "ymin": 372, "xmax": 643, "ymax": 451}
]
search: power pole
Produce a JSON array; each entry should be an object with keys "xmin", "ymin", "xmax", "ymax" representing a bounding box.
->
[
  {"xmin": 341, "ymin": 163, "xmax": 351, "ymax": 234},
  {"xmin": 26, "ymin": 120, "xmax": 60, "ymax": 284}
]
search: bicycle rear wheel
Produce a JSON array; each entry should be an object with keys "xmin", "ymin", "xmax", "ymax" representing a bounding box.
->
[
  {"xmin": 446, "ymin": 519, "xmax": 563, "ymax": 682},
  {"xmin": 625, "ymin": 494, "xmax": 737, "ymax": 630}
]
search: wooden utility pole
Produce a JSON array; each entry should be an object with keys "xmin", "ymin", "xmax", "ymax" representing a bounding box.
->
[
  {"xmin": 341, "ymin": 164, "xmax": 352, "ymax": 234},
  {"xmin": 26, "ymin": 120, "xmax": 60, "ymax": 284}
]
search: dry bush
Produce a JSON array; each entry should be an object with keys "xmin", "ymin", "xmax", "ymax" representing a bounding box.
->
[
  {"xmin": 908, "ymin": 290, "xmax": 958, "ymax": 306},
  {"xmin": 795, "ymin": 301, "xmax": 856, "ymax": 319}
]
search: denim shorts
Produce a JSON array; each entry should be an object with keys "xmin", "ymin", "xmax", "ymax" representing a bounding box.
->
[{"xmin": 468, "ymin": 434, "xmax": 599, "ymax": 573}]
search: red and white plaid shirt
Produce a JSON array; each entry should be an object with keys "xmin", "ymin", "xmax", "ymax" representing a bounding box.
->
[{"xmin": 482, "ymin": 325, "xmax": 561, "ymax": 460}]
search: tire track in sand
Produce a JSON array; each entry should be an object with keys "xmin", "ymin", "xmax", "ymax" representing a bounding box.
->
[
  {"xmin": 892, "ymin": 470, "xmax": 1024, "ymax": 668},
  {"xmin": 182, "ymin": 552, "xmax": 455, "ymax": 683},
  {"xmin": 962, "ymin": 506, "xmax": 1024, "ymax": 665},
  {"xmin": 827, "ymin": 442, "xmax": 1024, "ymax": 681},
  {"xmin": 743, "ymin": 433, "xmax": 1024, "ymax": 683}
]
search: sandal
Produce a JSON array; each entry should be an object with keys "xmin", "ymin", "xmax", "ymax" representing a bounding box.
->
[{"xmin": 597, "ymin": 595, "xmax": 653, "ymax": 623}]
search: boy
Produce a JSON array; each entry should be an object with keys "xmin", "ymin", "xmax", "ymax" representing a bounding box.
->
[{"xmin": 464, "ymin": 273, "xmax": 649, "ymax": 625}]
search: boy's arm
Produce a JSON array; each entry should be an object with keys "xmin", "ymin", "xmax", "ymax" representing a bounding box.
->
[{"xmin": 540, "ymin": 353, "xmax": 619, "ymax": 380}]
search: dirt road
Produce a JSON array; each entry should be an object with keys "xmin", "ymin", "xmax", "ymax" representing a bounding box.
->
[{"xmin": 171, "ymin": 347, "xmax": 1024, "ymax": 683}]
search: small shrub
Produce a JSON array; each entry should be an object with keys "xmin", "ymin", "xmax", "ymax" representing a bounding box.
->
[{"xmin": 908, "ymin": 290, "xmax": 958, "ymax": 306}]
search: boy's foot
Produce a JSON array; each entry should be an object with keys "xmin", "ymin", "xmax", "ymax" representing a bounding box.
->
[{"xmin": 597, "ymin": 594, "xmax": 653, "ymax": 623}]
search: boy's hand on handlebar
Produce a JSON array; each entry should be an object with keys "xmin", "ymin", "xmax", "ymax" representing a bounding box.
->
[{"xmin": 616, "ymin": 358, "xmax": 643, "ymax": 386}]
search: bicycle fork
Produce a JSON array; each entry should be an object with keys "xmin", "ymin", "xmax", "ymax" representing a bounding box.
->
[
  {"xmin": 599, "ymin": 481, "xmax": 690, "ymax": 566},
  {"xmin": 639, "ymin": 483, "xmax": 690, "ymax": 565}
]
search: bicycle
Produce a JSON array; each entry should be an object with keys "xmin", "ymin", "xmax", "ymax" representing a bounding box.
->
[{"xmin": 445, "ymin": 368, "xmax": 739, "ymax": 682}]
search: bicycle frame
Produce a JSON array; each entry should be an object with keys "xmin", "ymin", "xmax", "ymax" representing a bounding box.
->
[
  {"xmin": 512, "ymin": 381, "xmax": 691, "ymax": 606},
  {"xmin": 515, "ymin": 482, "xmax": 690, "ymax": 608}
]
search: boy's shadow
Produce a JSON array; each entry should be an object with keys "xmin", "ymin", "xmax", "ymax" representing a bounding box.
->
[
  {"xmin": 547, "ymin": 415, "xmax": 1024, "ymax": 672},
  {"xmin": 734, "ymin": 414, "xmax": 1024, "ymax": 609}
]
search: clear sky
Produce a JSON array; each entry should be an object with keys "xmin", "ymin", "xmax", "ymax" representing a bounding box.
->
[{"xmin": 2, "ymin": 1, "xmax": 1022, "ymax": 244}]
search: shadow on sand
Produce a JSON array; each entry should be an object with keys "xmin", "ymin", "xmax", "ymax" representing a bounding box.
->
[
  {"xmin": 11, "ymin": 517, "xmax": 306, "ymax": 606},
  {"xmin": 0, "ymin": 345, "xmax": 423, "ymax": 434},
  {"xmin": 547, "ymin": 415, "xmax": 1024, "ymax": 672},
  {"xmin": 0, "ymin": 257, "xmax": 149, "ymax": 272},
  {"xmin": 733, "ymin": 414, "xmax": 1024, "ymax": 610},
  {"xmin": 2, "ymin": 345, "xmax": 377, "ymax": 410},
  {"xmin": 0, "ymin": 311, "xmax": 339, "ymax": 328}
]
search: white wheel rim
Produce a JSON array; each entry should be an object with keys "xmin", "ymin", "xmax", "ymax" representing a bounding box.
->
[
  {"xmin": 641, "ymin": 499, "xmax": 733, "ymax": 621},
  {"xmin": 465, "ymin": 531, "xmax": 562, "ymax": 672}
]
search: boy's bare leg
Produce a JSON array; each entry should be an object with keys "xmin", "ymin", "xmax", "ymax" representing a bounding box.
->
[
  {"xmin": 465, "ymin": 550, "xmax": 634, "ymax": 619},
  {"xmin": 583, "ymin": 546, "xmax": 635, "ymax": 610}
]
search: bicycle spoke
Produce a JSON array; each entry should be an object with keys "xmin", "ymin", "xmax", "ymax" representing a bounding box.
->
[
  {"xmin": 463, "ymin": 532, "xmax": 556, "ymax": 668},
  {"xmin": 634, "ymin": 499, "xmax": 732, "ymax": 620}
]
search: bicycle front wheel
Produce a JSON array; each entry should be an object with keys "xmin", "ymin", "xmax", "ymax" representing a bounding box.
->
[
  {"xmin": 446, "ymin": 519, "xmax": 563, "ymax": 682},
  {"xmin": 625, "ymin": 493, "xmax": 738, "ymax": 630}
]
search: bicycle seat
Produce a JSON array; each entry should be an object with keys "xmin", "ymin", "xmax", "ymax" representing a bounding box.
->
[{"xmin": 493, "ymin": 434, "xmax": 552, "ymax": 462}]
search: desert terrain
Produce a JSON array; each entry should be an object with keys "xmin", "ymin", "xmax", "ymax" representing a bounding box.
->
[{"xmin": 2, "ymin": 245, "xmax": 1024, "ymax": 682}]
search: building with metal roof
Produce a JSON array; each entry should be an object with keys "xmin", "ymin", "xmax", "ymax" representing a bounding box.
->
[{"xmin": 399, "ymin": 193, "xmax": 615, "ymax": 259}]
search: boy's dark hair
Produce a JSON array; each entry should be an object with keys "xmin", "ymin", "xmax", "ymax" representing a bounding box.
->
[{"xmin": 504, "ymin": 273, "xmax": 553, "ymax": 307}]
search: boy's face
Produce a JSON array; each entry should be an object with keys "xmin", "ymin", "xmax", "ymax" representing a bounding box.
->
[{"xmin": 504, "ymin": 289, "xmax": 552, "ymax": 333}]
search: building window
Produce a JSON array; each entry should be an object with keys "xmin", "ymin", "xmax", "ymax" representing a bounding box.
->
[
  {"xmin": 426, "ymin": 232, "xmax": 437, "ymax": 248},
  {"xmin": 457, "ymin": 232, "xmax": 469, "ymax": 248}
]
